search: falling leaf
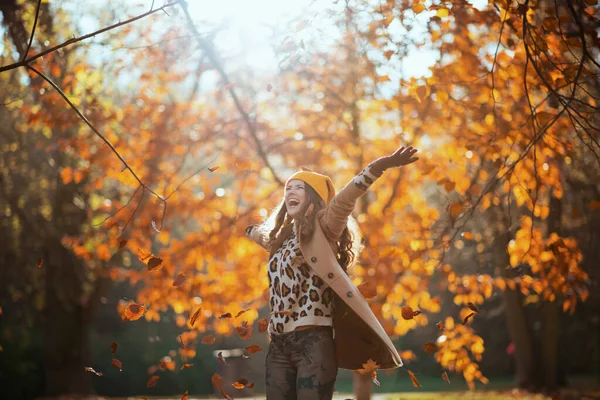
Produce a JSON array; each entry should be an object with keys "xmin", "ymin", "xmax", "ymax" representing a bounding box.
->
[
  {"xmin": 235, "ymin": 308, "xmax": 250, "ymax": 318},
  {"xmin": 147, "ymin": 375, "xmax": 159, "ymax": 388},
  {"xmin": 173, "ymin": 273, "xmax": 187, "ymax": 287},
  {"xmin": 123, "ymin": 302, "xmax": 146, "ymax": 321},
  {"xmin": 118, "ymin": 240, "xmax": 128, "ymax": 250},
  {"xmin": 189, "ymin": 307, "xmax": 201, "ymax": 326},
  {"xmin": 450, "ymin": 202, "xmax": 463, "ymax": 218},
  {"xmin": 202, "ymin": 335, "xmax": 216, "ymax": 345},
  {"xmin": 436, "ymin": 321, "xmax": 444, "ymax": 330},
  {"xmin": 84, "ymin": 366, "xmax": 103, "ymax": 376},
  {"xmin": 111, "ymin": 358, "xmax": 122, "ymax": 371},
  {"xmin": 221, "ymin": 389, "xmax": 233, "ymax": 400},
  {"xmin": 356, "ymin": 359, "xmax": 380, "ymax": 375},
  {"xmin": 180, "ymin": 363, "xmax": 194, "ymax": 370},
  {"xmin": 467, "ymin": 302, "xmax": 479, "ymax": 312},
  {"xmin": 37, "ymin": 257, "xmax": 43, "ymax": 268},
  {"xmin": 258, "ymin": 318, "xmax": 268, "ymax": 333},
  {"xmin": 424, "ymin": 342, "xmax": 438, "ymax": 354},
  {"xmin": 245, "ymin": 344, "xmax": 263, "ymax": 354},
  {"xmin": 147, "ymin": 257, "xmax": 163, "ymax": 271},
  {"xmin": 463, "ymin": 312, "xmax": 475, "ymax": 325},
  {"xmin": 208, "ymin": 165, "xmax": 220, "ymax": 172},
  {"xmin": 357, "ymin": 281, "xmax": 377, "ymax": 299},
  {"xmin": 442, "ymin": 371, "xmax": 450, "ymax": 383},
  {"xmin": 401, "ymin": 306, "xmax": 421, "ymax": 320},
  {"xmin": 407, "ymin": 369, "xmax": 421, "ymax": 388},
  {"xmin": 151, "ymin": 220, "xmax": 161, "ymax": 233},
  {"xmin": 235, "ymin": 321, "xmax": 253, "ymax": 339},
  {"xmin": 462, "ymin": 232, "xmax": 473, "ymax": 240},
  {"xmin": 219, "ymin": 312, "xmax": 232, "ymax": 319},
  {"xmin": 110, "ymin": 342, "xmax": 118, "ymax": 355},
  {"xmin": 217, "ymin": 351, "xmax": 228, "ymax": 365},
  {"xmin": 235, "ymin": 158, "xmax": 252, "ymax": 171},
  {"xmin": 179, "ymin": 335, "xmax": 187, "ymax": 349},
  {"xmin": 211, "ymin": 373, "xmax": 225, "ymax": 389},
  {"xmin": 232, "ymin": 378, "xmax": 251, "ymax": 389},
  {"xmin": 181, "ymin": 390, "xmax": 189, "ymax": 400}
]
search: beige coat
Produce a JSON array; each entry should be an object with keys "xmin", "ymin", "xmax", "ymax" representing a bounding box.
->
[{"xmin": 248, "ymin": 177, "xmax": 403, "ymax": 370}]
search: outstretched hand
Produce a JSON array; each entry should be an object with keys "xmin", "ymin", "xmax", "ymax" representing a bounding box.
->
[{"xmin": 371, "ymin": 145, "xmax": 419, "ymax": 174}]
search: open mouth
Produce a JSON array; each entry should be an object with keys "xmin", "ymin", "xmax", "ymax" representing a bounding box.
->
[{"xmin": 288, "ymin": 199, "xmax": 299, "ymax": 207}]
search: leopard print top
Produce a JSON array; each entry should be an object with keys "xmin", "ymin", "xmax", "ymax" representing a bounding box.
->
[{"xmin": 268, "ymin": 229, "xmax": 335, "ymax": 333}]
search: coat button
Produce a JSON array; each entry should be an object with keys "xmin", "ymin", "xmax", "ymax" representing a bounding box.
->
[
  {"xmin": 328, "ymin": 273, "xmax": 334, "ymax": 279},
  {"xmin": 311, "ymin": 256, "xmax": 317, "ymax": 262},
  {"xmin": 347, "ymin": 291, "xmax": 353, "ymax": 297}
]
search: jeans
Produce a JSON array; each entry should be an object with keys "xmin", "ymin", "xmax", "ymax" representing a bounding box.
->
[{"xmin": 265, "ymin": 326, "xmax": 338, "ymax": 400}]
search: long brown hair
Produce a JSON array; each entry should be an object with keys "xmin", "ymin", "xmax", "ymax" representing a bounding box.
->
[{"xmin": 262, "ymin": 183, "xmax": 362, "ymax": 272}]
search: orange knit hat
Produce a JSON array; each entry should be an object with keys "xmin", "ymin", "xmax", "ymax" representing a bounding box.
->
[{"xmin": 285, "ymin": 168, "xmax": 335, "ymax": 205}]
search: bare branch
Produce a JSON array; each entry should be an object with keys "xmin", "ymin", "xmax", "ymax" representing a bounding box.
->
[
  {"xmin": 0, "ymin": 1, "xmax": 179, "ymax": 74},
  {"xmin": 23, "ymin": 0, "xmax": 43, "ymax": 61}
]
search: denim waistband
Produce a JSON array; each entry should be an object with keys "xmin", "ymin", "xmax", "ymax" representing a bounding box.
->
[{"xmin": 269, "ymin": 325, "xmax": 332, "ymax": 343}]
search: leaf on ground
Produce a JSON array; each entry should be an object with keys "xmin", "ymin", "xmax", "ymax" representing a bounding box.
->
[
  {"xmin": 442, "ymin": 371, "xmax": 450, "ymax": 383},
  {"xmin": 189, "ymin": 307, "xmax": 201, "ymax": 326},
  {"xmin": 235, "ymin": 321, "xmax": 253, "ymax": 339},
  {"xmin": 202, "ymin": 335, "xmax": 216, "ymax": 345},
  {"xmin": 110, "ymin": 342, "xmax": 118, "ymax": 355},
  {"xmin": 147, "ymin": 375, "xmax": 159, "ymax": 388},
  {"xmin": 180, "ymin": 363, "xmax": 194, "ymax": 370},
  {"xmin": 173, "ymin": 273, "xmax": 187, "ymax": 287},
  {"xmin": 111, "ymin": 358, "xmax": 122, "ymax": 371},
  {"xmin": 84, "ymin": 366, "xmax": 103, "ymax": 376},
  {"xmin": 245, "ymin": 344, "xmax": 263, "ymax": 354},
  {"xmin": 211, "ymin": 373, "xmax": 224, "ymax": 389},
  {"xmin": 407, "ymin": 369, "xmax": 421, "ymax": 388},
  {"xmin": 424, "ymin": 342, "xmax": 438, "ymax": 354},
  {"xmin": 463, "ymin": 312, "xmax": 475, "ymax": 325}
]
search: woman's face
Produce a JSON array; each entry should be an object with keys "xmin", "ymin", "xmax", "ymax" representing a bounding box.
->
[{"xmin": 285, "ymin": 179, "xmax": 308, "ymax": 219}]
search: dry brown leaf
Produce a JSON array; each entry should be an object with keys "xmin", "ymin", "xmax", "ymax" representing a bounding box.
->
[
  {"xmin": 355, "ymin": 359, "xmax": 380, "ymax": 375},
  {"xmin": 442, "ymin": 371, "xmax": 450, "ymax": 383},
  {"xmin": 189, "ymin": 307, "xmax": 201, "ymax": 327},
  {"xmin": 357, "ymin": 281, "xmax": 377, "ymax": 299},
  {"xmin": 110, "ymin": 342, "xmax": 118, "ymax": 355},
  {"xmin": 123, "ymin": 302, "xmax": 146, "ymax": 321},
  {"xmin": 219, "ymin": 312, "xmax": 232, "ymax": 319},
  {"xmin": 173, "ymin": 273, "xmax": 187, "ymax": 287},
  {"xmin": 424, "ymin": 342, "xmax": 438, "ymax": 354},
  {"xmin": 407, "ymin": 369, "xmax": 421, "ymax": 388},
  {"xmin": 217, "ymin": 351, "xmax": 228, "ymax": 365},
  {"xmin": 147, "ymin": 375, "xmax": 159, "ymax": 388},
  {"xmin": 401, "ymin": 306, "xmax": 421, "ymax": 320},
  {"xmin": 463, "ymin": 312, "xmax": 475, "ymax": 325},
  {"xmin": 436, "ymin": 321, "xmax": 444, "ymax": 330},
  {"xmin": 467, "ymin": 302, "xmax": 479, "ymax": 312},
  {"xmin": 118, "ymin": 240, "xmax": 128, "ymax": 250},
  {"xmin": 159, "ymin": 360, "xmax": 167, "ymax": 370},
  {"xmin": 179, "ymin": 335, "xmax": 187, "ymax": 349},
  {"xmin": 208, "ymin": 165, "xmax": 220, "ymax": 172},
  {"xmin": 211, "ymin": 373, "xmax": 224, "ymax": 389},
  {"xmin": 221, "ymin": 389, "xmax": 233, "ymax": 399},
  {"xmin": 235, "ymin": 321, "xmax": 253, "ymax": 339},
  {"xmin": 37, "ymin": 257, "xmax": 43, "ymax": 268},
  {"xmin": 235, "ymin": 308, "xmax": 250, "ymax": 318},
  {"xmin": 147, "ymin": 257, "xmax": 163, "ymax": 271},
  {"xmin": 257, "ymin": 318, "xmax": 268, "ymax": 333},
  {"xmin": 202, "ymin": 335, "xmax": 216, "ymax": 345},
  {"xmin": 84, "ymin": 366, "xmax": 103, "ymax": 376},
  {"xmin": 111, "ymin": 358, "xmax": 122, "ymax": 371},
  {"xmin": 245, "ymin": 344, "xmax": 263, "ymax": 354}
]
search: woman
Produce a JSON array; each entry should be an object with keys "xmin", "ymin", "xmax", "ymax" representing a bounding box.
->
[{"xmin": 245, "ymin": 145, "xmax": 419, "ymax": 399}]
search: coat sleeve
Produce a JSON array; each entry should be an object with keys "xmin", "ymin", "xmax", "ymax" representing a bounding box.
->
[
  {"xmin": 319, "ymin": 164, "xmax": 382, "ymax": 240},
  {"xmin": 245, "ymin": 225, "xmax": 271, "ymax": 251}
]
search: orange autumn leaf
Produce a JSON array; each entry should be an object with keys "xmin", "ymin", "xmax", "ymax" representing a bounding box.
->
[
  {"xmin": 450, "ymin": 202, "xmax": 463, "ymax": 218},
  {"xmin": 424, "ymin": 342, "xmax": 438, "ymax": 354},
  {"xmin": 407, "ymin": 369, "xmax": 421, "ymax": 388},
  {"xmin": 235, "ymin": 158, "xmax": 252, "ymax": 171},
  {"xmin": 208, "ymin": 165, "xmax": 220, "ymax": 172},
  {"xmin": 181, "ymin": 390, "xmax": 189, "ymax": 400},
  {"xmin": 137, "ymin": 248, "xmax": 163, "ymax": 271},
  {"xmin": 463, "ymin": 312, "xmax": 475, "ymax": 325},
  {"xmin": 180, "ymin": 363, "xmax": 194, "ymax": 370},
  {"xmin": 173, "ymin": 273, "xmax": 187, "ymax": 287},
  {"xmin": 123, "ymin": 302, "xmax": 146, "ymax": 321},
  {"xmin": 436, "ymin": 321, "xmax": 444, "ymax": 330},
  {"xmin": 235, "ymin": 308, "xmax": 250, "ymax": 318},
  {"xmin": 110, "ymin": 342, "xmax": 118, "ymax": 355},
  {"xmin": 357, "ymin": 281, "xmax": 377, "ymax": 299},
  {"xmin": 355, "ymin": 358, "xmax": 380, "ymax": 375},
  {"xmin": 111, "ymin": 358, "xmax": 122, "ymax": 371},
  {"xmin": 202, "ymin": 335, "xmax": 216, "ymax": 345},
  {"xmin": 245, "ymin": 344, "xmax": 263, "ymax": 354},
  {"xmin": 442, "ymin": 371, "xmax": 451, "ymax": 383},
  {"xmin": 37, "ymin": 257, "xmax": 43, "ymax": 268},
  {"xmin": 147, "ymin": 375, "xmax": 159, "ymax": 388},
  {"xmin": 232, "ymin": 378, "xmax": 251, "ymax": 389},
  {"xmin": 211, "ymin": 373, "xmax": 224, "ymax": 389},
  {"xmin": 235, "ymin": 321, "xmax": 253, "ymax": 339},
  {"xmin": 189, "ymin": 307, "xmax": 202, "ymax": 326},
  {"xmin": 258, "ymin": 318, "xmax": 268, "ymax": 333},
  {"xmin": 84, "ymin": 366, "xmax": 103, "ymax": 376}
]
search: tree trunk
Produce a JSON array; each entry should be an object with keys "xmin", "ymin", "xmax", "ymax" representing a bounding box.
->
[{"xmin": 43, "ymin": 242, "xmax": 93, "ymax": 396}]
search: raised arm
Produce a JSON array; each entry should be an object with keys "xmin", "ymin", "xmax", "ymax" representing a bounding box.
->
[
  {"xmin": 320, "ymin": 145, "xmax": 419, "ymax": 240},
  {"xmin": 245, "ymin": 225, "xmax": 271, "ymax": 251}
]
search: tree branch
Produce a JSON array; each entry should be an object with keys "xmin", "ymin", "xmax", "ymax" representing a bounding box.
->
[{"xmin": 23, "ymin": 0, "xmax": 43, "ymax": 61}]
